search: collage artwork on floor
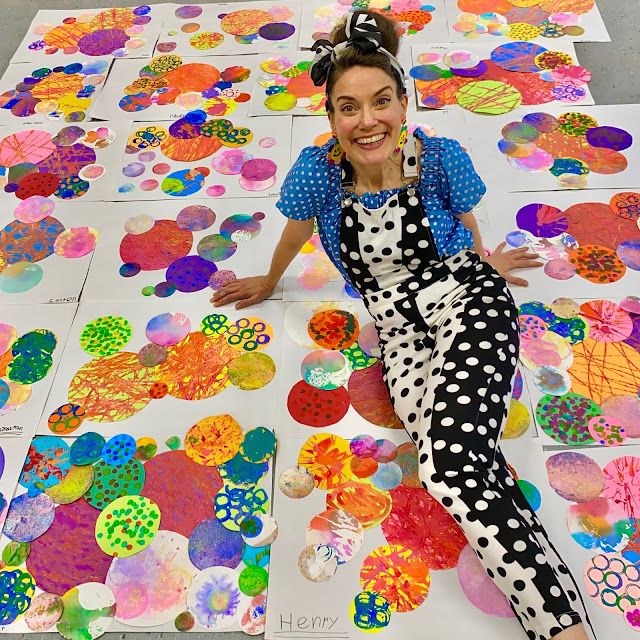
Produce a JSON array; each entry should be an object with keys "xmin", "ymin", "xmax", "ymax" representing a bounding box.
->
[{"xmin": 0, "ymin": 2, "xmax": 638, "ymax": 640}]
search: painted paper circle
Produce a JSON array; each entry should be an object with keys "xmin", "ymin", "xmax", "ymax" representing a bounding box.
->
[
  {"xmin": 187, "ymin": 566, "xmax": 249, "ymax": 630},
  {"xmin": 4, "ymin": 493, "xmax": 56, "ymax": 542},
  {"xmin": 56, "ymin": 582, "xmax": 116, "ymax": 640},
  {"xmin": 95, "ymin": 495, "xmax": 160, "ymax": 558},
  {"xmin": 545, "ymin": 452, "xmax": 605, "ymax": 502}
]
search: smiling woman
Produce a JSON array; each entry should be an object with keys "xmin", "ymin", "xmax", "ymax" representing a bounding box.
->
[{"xmin": 212, "ymin": 11, "xmax": 592, "ymax": 640}]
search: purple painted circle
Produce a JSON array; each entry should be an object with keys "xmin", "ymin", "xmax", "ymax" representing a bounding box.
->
[
  {"xmin": 617, "ymin": 240, "xmax": 640, "ymax": 270},
  {"xmin": 27, "ymin": 498, "xmax": 111, "ymax": 595},
  {"xmin": 4, "ymin": 493, "xmax": 55, "ymax": 542},
  {"xmin": 258, "ymin": 22, "xmax": 296, "ymax": 41},
  {"xmin": 451, "ymin": 60, "xmax": 488, "ymax": 77},
  {"xmin": 516, "ymin": 203, "xmax": 568, "ymax": 238},
  {"xmin": 123, "ymin": 162, "xmax": 146, "ymax": 178},
  {"xmin": 156, "ymin": 42, "xmax": 177, "ymax": 53},
  {"xmin": 209, "ymin": 270, "xmax": 237, "ymax": 290},
  {"xmin": 176, "ymin": 205, "xmax": 216, "ymax": 231},
  {"xmin": 0, "ymin": 445, "xmax": 5, "ymax": 478},
  {"xmin": 240, "ymin": 158, "xmax": 277, "ymax": 181},
  {"xmin": 350, "ymin": 434, "xmax": 378, "ymax": 458},
  {"xmin": 586, "ymin": 126, "xmax": 633, "ymax": 151},
  {"xmin": 175, "ymin": 5, "xmax": 203, "ymax": 19},
  {"xmin": 491, "ymin": 42, "xmax": 547, "ymax": 73},
  {"xmin": 512, "ymin": 369, "xmax": 523, "ymax": 400},
  {"xmin": 188, "ymin": 517, "xmax": 244, "ymax": 570},
  {"xmin": 154, "ymin": 281, "xmax": 176, "ymax": 298},
  {"xmin": 77, "ymin": 29, "xmax": 130, "ymax": 57},
  {"xmin": 166, "ymin": 255, "xmax": 217, "ymax": 293}
]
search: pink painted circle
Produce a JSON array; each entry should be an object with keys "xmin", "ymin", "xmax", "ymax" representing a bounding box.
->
[{"xmin": 457, "ymin": 544, "xmax": 514, "ymax": 617}]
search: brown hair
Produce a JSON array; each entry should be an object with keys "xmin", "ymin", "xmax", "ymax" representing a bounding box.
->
[{"xmin": 325, "ymin": 10, "xmax": 404, "ymax": 112}]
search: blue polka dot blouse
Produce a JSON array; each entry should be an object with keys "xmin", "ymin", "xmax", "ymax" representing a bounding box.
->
[{"xmin": 276, "ymin": 127, "xmax": 486, "ymax": 285}]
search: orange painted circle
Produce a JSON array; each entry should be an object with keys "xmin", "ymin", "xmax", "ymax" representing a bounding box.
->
[
  {"xmin": 163, "ymin": 63, "xmax": 221, "ymax": 93},
  {"xmin": 569, "ymin": 338, "xmax": 640, "ymax": 405},
  {"xmin": 44, "ymin": 23, "xmax": 92, "ymax": 48},
  {"xmin": 581, "ymin": 146, "xmax": 628, "ymax": 175},
  {"xmin": 220, "ymin": 10, "xmax": 272, "ymax": 36},
  {"xmin": 395, "ymin": 11, "xmax": 433, "ymax": 26},
  {"xmin": 458, "ymin": 0, "xmax": 512, "ymax": 12},
  {"xmin": 89, "ymin": 7, "xmax": 136, "ymax": 30},
  {"xmin": 31, "ymin": 74, "xmax": 84, "ymax": 100},
  {"xmin": 568, "ymin": 245, "xmax": 626, "ymax": 284},
  {"xmin": 307, "ymin": 309, "xmax": 359, "ymax": 350},
  {"xmin": 350, "ymin": 456, "xmax": 378, "ymax": 479},
  {"xmin": 184, "ymin": 414, "xmax": 243, "ymax": 465},
  {"xmin": 298, "ymin": 433, "xmax": 353, "ymax": 491},
  {"xmin": 539, "ymin": 0, "xmax": 594, "ymax": 14},
  {"xmin": 155, "ymin": 331, "xmax": 239, "ymax": 400},
  {"xmin": 326, "ymin": 481, "xmax": 392, "ymax": 529},
  {"xmin": 68, "ymin": 351, "xmax": 155, "ymax": 422},
  {"xmin": 610, "ymin": 192, "xmax": 640, "ymax": 220},
  {"xmin": 160, "ymin": 135, "xmax": 222, "ymax": 162},
  {"xmin": 359, "ymin": 544, "xmax": 430, "ymax": 612}
]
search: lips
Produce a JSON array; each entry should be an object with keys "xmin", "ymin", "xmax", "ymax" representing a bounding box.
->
[{"xmin": 354, "ymin": 132, "xmax": 387, "ymax": 147}]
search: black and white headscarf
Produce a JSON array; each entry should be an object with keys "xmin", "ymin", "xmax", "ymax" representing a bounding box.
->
[{"xmin": 309, "ymin": 12, "xmax": 406, "ymax": 92}]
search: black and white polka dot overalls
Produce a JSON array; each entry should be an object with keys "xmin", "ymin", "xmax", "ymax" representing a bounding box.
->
[{"xmin": 339, "ymin": 134, "xmax": 589, "ymax": 640}]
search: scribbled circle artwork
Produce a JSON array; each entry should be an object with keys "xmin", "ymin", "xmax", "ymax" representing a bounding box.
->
[
  {"xmin": 156, "ymin": 3, "xmax": 299, "ymax": 53},
  {"xmin": 412, "ymin": 42, "xmax": 592, "ymax": 113},
  {"xmin": 504, "ymin": 192, "xmax": 640, "ymax": 285},
  {"xmin": 0, "ymin": 60, "xmax": 109, "ymax": 122},
  {"xmin": 118, "ymin": 56, "xmax": 252, "ymax": 117},
  {"xmin": 24, "ymin": 6, "xmax": 155, "ymax": 59},
  {"xmin": 453, "ymin": 0, "xmax": 598, "ymax": 41},
  {"xmin": 498, "ymin": 111, "xmax": 633, "ymax": 187},
  {"xmin": 309, "ymin": 1, "xmax": 436, "ymax": 43}
]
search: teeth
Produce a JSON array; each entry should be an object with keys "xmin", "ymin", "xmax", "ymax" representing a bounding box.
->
[{"xmin": 356, "ymin": 133, "xmax": 385, "ymax": 145}]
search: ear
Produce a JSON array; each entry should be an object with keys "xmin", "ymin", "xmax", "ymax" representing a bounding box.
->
[
  {"xmin": 327, "ymin": 110, "xmax": 336, "ymax": 135},
  {"xmin": 401, "ymin": 93, "xmax": 408, "ymax": 117}
]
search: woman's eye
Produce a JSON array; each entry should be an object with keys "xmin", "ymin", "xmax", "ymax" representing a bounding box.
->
[
  {"xmin": 377, "ymin": 97, "xmax": 391, "ymax": 105},
  {"xmin": 341, "ymin": 105, "xmax": 354, "ymax": 113}
]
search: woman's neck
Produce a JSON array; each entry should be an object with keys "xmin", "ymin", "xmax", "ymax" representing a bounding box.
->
[{"xmin": 349, "ymin": 151, "xmax": 404, "ymax": 196}]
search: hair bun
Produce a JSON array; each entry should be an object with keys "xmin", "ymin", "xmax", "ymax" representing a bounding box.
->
[{"xmin": 331, "ymin": 10, "xmax": 401, "ymax": 57}]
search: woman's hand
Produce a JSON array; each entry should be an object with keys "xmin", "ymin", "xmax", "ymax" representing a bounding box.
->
[
  {"xmin": 484, "ymin": 242, "xmax": 543, "ymax": 287},
  {"xmin": 211, "ymin": 276, "xmax": 275, "ymax": 310}
]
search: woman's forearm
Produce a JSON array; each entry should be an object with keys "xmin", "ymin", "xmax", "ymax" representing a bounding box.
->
[
  {"xmin": 457, "ymin": 210, "xmax": 484, "ymax": 256},
  {"xmin": 264, "ymin": 219, "xmax": 314, "ymax": 288}
]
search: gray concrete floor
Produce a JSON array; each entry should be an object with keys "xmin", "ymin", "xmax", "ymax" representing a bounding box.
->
[{"xmin": 1, "ymin": 1, "xmax": 638, "ymax": 639}]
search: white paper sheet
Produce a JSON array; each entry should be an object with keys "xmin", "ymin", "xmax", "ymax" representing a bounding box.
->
[
  {"xmin": 513, "ymin": 294, "xmax": 640, "ymax": 449},
  {"xmin": 39, "ymin": 297, "xmax": 284, "ymax": 439},
  {"xmin": 266, "ymin": 436, "xmax": 531, "ymax": 640},
  {"xmin": 298, "ymin": 0, "xmax": 450, "ymax": 49},
  {"xmin": 516, "ymin": 441, "xmax": 639, "ymax": 640},
  {"xmin": 0, "ymin": 429, "xmax": 274, "ymax": 634},
  {"xmin": 0, "ymin": 201, "xmax": 110, "ymax": 305},
  {"xmin": 409, "ymin": 41, "xmax": 595, "ymax": 112},
  {"xmin": 445, "ymin": 0, "xmax": 610, "ymax": 44},
  {"xmin": 83, "ymin": 197, "xmax": 286, "ymax": 303},
  {"xmin": 0, "ymin": 58, "xmax": 112, "ymax": 126},
  {"xmin": 0, "ymin": 119, "xmax": 131, "ymax": 204},
  {"xmin": 10, "ymin": 5, "xmax": 169, "ymax": 64},
  {"xmin": 0, "ymin": 303, "xmax": 77, "ymax": 437},
  {"xmin": 112, "ymin": 115, "xmax": 292, "ymax": 200},
  {"xmin": 466, "ymin": 104, "xmax": 640, "ymax": 193},
  {"xmin": 481, "ymin": 189, "xmax": 640, "ymax": 304},
  {"xmin": 92, "ymin": 54, "xmax": 260, "ymax": 122},
  {"xmin": 155, "ymin": 1, "xmax": 302, "ymax": 57}
]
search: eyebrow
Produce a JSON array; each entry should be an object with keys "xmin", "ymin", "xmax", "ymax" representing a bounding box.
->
[{"xmin": 335, "ymin": 86, "xmax": 394, "ymax": 103}]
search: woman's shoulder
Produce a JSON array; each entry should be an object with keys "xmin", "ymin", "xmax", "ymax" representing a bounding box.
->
[{"xmin": 291, "ymin": 139, "xmax": 338, "ymax": 176}]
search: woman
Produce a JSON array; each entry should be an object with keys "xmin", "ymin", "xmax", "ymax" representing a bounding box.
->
[{"xmin": 214, "ymin": 11, "xmax": 592, "ymax": 640}]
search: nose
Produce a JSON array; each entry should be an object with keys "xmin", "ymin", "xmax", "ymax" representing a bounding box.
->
[{"xmin": 359, "ymin": 105, "xmax": 377, "ymax": 128}]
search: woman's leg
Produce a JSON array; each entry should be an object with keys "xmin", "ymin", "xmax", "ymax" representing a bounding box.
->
[{"xmin": 384, "ymin": 273, "xmax": 587, "ymax": 640}]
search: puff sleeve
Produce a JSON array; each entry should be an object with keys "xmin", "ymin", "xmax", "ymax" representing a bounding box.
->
[
  {"xmin": 439, "ymin": 138, "xmax": 486, "ymax": 215},
  {"xmin": 276, "ymin": 144, "xmax": 331, "ymax": 221}
]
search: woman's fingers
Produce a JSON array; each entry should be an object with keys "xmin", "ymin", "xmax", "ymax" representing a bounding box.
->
[
  {"xmin": 504, "ymin": 273, "xmax": 529, "ymax": 287},
  {"xmin": 236, "ymin": 293, "xmax": 260, "ymax": 310},
  {"xmin": 212, "ymin": 288, "xmax": 249, "ymax": 307}
]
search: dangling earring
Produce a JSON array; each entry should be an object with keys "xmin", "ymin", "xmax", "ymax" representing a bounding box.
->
[
  {"xmin": 395, "ymin": 118, "xmax": 408, "ymax": 154},
  {"xmin": 327, "ymin": 137, "xmax": 345, "ymax": 165}
]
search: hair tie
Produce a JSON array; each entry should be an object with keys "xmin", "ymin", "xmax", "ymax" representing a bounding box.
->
[{"xmin": 309, "ymin": 13, "xmax": 405, "ymax": 90}]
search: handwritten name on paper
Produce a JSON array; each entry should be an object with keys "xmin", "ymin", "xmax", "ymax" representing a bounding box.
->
[{"xmin": 275, "ymin": 612, "xmax": 346, "ymax": 638}]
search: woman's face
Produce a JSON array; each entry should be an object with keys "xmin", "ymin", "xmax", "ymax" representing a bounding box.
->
[{"xmin": 328, "ymin": 65, "xmax": 407, "ymax": 169}]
